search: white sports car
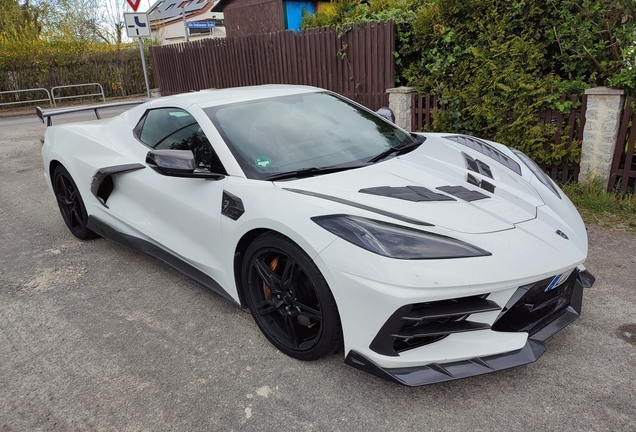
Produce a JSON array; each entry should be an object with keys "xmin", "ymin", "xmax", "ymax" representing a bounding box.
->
[{"xmin": 39, "ymin": 85, "xmax": 594, "ymax": 386}]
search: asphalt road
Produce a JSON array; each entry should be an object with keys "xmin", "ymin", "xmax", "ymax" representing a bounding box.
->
[{"xmin": 1, "ymin": 108, "xmax": 635, "ymax": 431}]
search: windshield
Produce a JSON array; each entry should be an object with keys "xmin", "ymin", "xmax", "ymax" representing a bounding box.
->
[{"xmin": 204, "ymin": 92, "xmax": 415, "ymax": 180}]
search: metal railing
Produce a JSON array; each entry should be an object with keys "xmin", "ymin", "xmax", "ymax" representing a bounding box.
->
[
  {"xmin": 0, "ymin": 88, "xmax": 53, "ymax": 108},
  {"xmin": 51, "ymin": 83, "xmax": 106, "ymax": 106}
]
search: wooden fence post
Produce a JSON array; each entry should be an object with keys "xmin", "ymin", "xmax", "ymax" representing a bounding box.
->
[
  {"xmin": 579, "ymin": 87, "xmax": 625, "ymax": 187},
  {"xmin": 386, "ymin": 86, "xmax": 416, "ymax": 131}
]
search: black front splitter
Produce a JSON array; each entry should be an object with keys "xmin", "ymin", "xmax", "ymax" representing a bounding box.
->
[
  {"xmin": 345, "ymin": 339, "xmax": 546, "ymax": 386},
  {"xmin": 345, "ymin": 270, "xmax": 594, "ymax": 386}
]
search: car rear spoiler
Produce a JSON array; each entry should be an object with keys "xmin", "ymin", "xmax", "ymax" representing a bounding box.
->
[{"xmin": 36, "ymin": 100, "xmax": 147, "ymax": 126}]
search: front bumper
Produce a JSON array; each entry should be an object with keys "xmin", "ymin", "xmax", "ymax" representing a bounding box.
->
[{"xmin": 344, "ymin": 269, "xmax": 595, "ymax": 386}]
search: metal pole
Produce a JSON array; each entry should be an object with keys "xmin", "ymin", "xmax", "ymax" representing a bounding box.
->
[
  {"xmin": 182, "ymin": 9, "xmax": 189, "ymax": 42},
  {"xmin": 138, "ymin": 38, "xmax": 151, "ymax": 98}
]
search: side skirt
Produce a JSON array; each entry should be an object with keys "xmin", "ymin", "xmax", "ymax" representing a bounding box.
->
[{"xmin": 87, "ymin": 216, "xmax": 240, "ymax": 306}]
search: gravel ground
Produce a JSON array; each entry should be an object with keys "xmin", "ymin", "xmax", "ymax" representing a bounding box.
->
[{"xmin": 0, "ymin": 111, "xmax": 635, "ymax": 431}]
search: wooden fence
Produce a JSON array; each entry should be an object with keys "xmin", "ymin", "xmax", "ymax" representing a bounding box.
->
[
  {"xmin": 149, "ymin": 21, "xmax": 395, "ymax": 111},
  {"xmin": 411, "ymin": 93, "xmax": 587, "ymax": 183},
  {"xmin": 609, "ymin": 96, "xmax": 636, "ymax": 193}
]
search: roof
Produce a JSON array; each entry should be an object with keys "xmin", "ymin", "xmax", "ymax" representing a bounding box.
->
[
  {"xmin": 147, "ymin": 85, "xmax": 322, "ymax": 110},
  {"xmin": 211, "ymin": 0, "xmax": 231, "ymax": 12},
  {"xmin": 148, "ymin": 0, "xmax": 214, "ymax": 25}
]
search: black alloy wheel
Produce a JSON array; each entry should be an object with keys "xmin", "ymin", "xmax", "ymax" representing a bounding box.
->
[
  {"xmin": 242, "ymin": 232, "xmax": 342, "ymax": 361},
  {"xmin": 53, "ymin": 165, "xmax": 96, "ymax": 240}
]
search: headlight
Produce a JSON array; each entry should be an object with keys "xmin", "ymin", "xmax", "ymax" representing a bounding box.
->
[
  {"xmin": 312, "ymin": 215, "xmax": 491, "ymax": 259},
  {"xmin": 511, "ymin": 149, "xmax": 561, "ymax": 199}
]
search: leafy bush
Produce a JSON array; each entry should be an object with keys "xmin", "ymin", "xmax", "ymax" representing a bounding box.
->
[{"xmin": 302, "ymin": 0, "xmax": 635, "ymax": 165}]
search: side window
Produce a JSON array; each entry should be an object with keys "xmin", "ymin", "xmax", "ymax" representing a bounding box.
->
[{"xmin": 137, "ymin": 108, "xmax": 225, "ymax": 173}]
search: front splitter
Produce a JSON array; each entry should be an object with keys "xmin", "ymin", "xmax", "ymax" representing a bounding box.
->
[{"xmin": 345, "ymin": 270, "xmax": 594, "ymax": 386}]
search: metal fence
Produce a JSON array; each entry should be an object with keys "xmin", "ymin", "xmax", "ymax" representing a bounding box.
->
[
  {"xmin": 0, "ymin": 88, "xmax": 53, "ymax": 108},
  {"xmin": 149, "ymin": 21, "xmax": 395, "ymax": 111},
  {"xmin": 608, "ymin": 97, "xmax": 636, "ymax": 193},
  {"xmin": 411, "ymin": 93, "xmax": 587, "ymax": 183},
  {"xmin": 51, "ymin": 83, "xmax": 106, "ymax": 106}
]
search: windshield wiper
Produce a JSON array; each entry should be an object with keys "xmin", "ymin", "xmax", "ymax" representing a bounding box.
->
[
  {"xmin": 264, "ymin": 164, "xmax": 367, "ymax": 181},
  {"xmin": 368, "ymin": 134, "xmax": 426, "ymax": 163}
]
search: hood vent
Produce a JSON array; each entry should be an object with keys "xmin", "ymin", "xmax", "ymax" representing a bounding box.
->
[
  {"xmin": 445, "ymin": 135, "xmax": 522, "ymax": 175},
  {"xmin": 436, "ymin": 185, "xmax": 490, "ymax": 201},
  {"xmin": 359, "ymin": 186, "xmax": 456, "ymax": 202}
]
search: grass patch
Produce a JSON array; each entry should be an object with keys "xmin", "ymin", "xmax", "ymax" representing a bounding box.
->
[{"xmin": 561, "ymin": 177, "xmax": 636, "ymax": 233}]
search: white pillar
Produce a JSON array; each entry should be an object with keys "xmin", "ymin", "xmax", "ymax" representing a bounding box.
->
[
  {"xmin": 579, "ymin": 87, "xmax": 625, "ymax": 187},
  {"xmin": 386, "ymin": 86, "xmax": 416, "ymax": 131}
]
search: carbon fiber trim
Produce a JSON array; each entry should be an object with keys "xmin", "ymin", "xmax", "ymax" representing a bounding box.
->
[
  {"xmin": 90, "ymin": 163, "xmax": 146, "ymax": 208},
  {"xmin": 346, "ymin": 340, "xmax": 546, "ymax": 386},
  {"xmin": 86, "ymin": 216, "xmax": 239, "ymax": 306},
  {"xmin": 283, "ymin": 188, "xmax": 434, "ymax": 226}
]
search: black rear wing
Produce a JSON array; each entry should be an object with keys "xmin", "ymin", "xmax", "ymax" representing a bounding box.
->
[{"xmin": 36, "ymin": 100, "xmax": 147, "ymax": 126}]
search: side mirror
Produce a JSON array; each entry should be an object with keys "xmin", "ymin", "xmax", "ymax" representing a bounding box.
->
[
  {"xmin": 376, "ymin": 107, "xmax": 395, "ymax": 123},
  {"xmin": 146, "ymin": 150, "xmax": 224, "ymax": 180}
]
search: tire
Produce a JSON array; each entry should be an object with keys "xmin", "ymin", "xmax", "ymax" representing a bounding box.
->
[
  {"xmin": 52, "ymin": 165, "xmax": 97, "ymax": 240},
  {"xmin": 242, "ymin": 232, "xmax": 343, "ymax": 361}
]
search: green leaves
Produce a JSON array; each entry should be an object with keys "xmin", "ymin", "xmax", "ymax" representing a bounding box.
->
[{"xmin": 301, "ymin": 0, "xmax": 635, "ymax": 165}]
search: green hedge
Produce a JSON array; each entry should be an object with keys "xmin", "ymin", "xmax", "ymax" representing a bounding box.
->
[
  {"xmin": 302, "ymin": 0, "xmax": 636, "ymax": 166},
  {"xmin": 0, "ymin": 40, "xmax": 153, "ymax": 104}
]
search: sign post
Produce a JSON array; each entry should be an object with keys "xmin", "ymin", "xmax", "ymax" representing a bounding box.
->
[{"xmin": 124, "ymin": 12, "xmax": 151, "ymax": 98}]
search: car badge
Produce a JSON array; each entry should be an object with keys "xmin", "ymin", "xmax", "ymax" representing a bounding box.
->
[
  {"xmin": 545, "ymin": 274, "xmax": 564, "ymax": 292},
  {"xmin": 555, "ymin": 230, "xmax": 569, "ymax": 240},
  {"xmin": 545, "ymin": 268, "xmax": 574, "ymax": 292}
]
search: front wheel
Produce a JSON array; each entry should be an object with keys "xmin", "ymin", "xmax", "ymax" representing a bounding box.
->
[
  {"xmin": 52, "ymin": 165, "xmax": 96, "ymax": 240},
  {"xmin": 242, "ymin": 232, "xmax": 343, "ymax": 361}
]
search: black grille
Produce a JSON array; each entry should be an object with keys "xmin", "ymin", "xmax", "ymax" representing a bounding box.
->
[
  {"xmin": 370, "ymin": 295, "xmax": 500, "ymax": 356},
  {"xmin": 492, "ymin": 270, "xmax": 580, "ymax": 335}
]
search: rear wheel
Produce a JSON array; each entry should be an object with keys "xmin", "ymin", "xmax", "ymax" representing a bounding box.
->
[
  {"xmin": 242, "ymin": 232, "xmax": 342, "ymax": 361},
  {"xmin": 52, "ymin": 165, "xmax": 96, "ymax": 240}
]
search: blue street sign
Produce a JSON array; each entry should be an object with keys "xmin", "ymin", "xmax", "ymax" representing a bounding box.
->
[{"xmin": 187, "ymin": 21, "xmax": 215, "ymax": 29}]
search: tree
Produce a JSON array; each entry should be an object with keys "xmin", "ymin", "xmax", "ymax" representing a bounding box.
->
[
  {"xmin": 0, "ymin": 0, "xmax": 45, "ymax": 41},
  {"xmin": 38, "ymin": 0, "xmax": 127, "ymax": 44}
]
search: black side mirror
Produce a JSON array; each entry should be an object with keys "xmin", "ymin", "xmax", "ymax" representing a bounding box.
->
[
  {"xmin": 146, "ymin": 150, "xmax": 224, "ymax": 180},
  {"xmin": 376, "ymin": 107, "xmax": 395, "ymax": 123}
]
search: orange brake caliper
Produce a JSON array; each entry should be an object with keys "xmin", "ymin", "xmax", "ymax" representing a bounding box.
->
[{"xmin": 263, "ymin": 256, "xmax": 279, "ymax": 299}]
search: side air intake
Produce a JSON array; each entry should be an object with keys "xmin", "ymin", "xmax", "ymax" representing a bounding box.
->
[{"xmin": 370, "ymin": 295, "xmax": 501, "ymax": 356}]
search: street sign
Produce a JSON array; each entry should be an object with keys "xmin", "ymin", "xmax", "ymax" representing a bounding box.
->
[
  {"xmin": 126, "ymin": 0, "xmax": 142, "ymax": 12},
  {"xmin": 124, "ymin": 13, "xmax": 151, "ymax": 38},
  {"xmin": 187, "ymin": 21, "xmax": 216, "ymax": 29}
]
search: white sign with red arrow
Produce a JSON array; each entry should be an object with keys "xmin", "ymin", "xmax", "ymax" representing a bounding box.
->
[{"xmin": 126, "ymin": 0, "xmax": 142, "ymax": 12}]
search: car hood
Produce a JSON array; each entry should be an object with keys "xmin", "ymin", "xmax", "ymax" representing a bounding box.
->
[{"xmin": 275, "ymin": 136, "xmax": 546, "ymax": 234}]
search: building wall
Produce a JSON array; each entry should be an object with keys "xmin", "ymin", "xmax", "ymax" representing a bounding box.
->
[
  {"xmin": 223, "ymin": 0, "xmax": 283, "ymax": 37},
  {"xmin": 151, "ymin": 10, "xmax": 226, "ymax": 45}
]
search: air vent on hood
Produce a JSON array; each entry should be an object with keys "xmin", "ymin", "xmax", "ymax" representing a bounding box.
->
[
  {"xmin": 359, "ymin": 186, "xmax": 456, "ymax": 202},
  {"xmin": 463, "ymin": 152, "xmax": 494, "ymax": 179},
  {"xmin": 467, "ymin": 174, "xmax": 496, "ymax": 193},
  {"xmin": 436, "ymin": 185, "xmax": 490, "ymax": 201},
  {"xmin": 445, "ymin": 135, "xmax": 522, "ymax": 175}
]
